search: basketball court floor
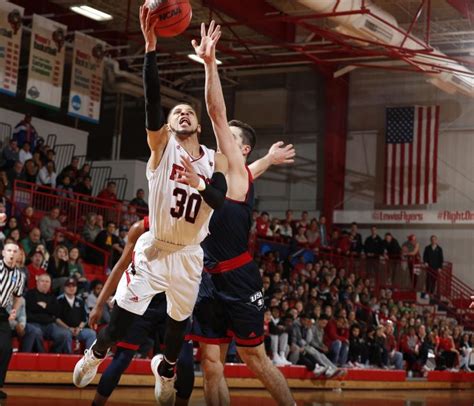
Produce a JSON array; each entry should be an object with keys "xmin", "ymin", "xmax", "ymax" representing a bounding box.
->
[{"xmin": 2, "ymin": 387, "xmax": 474, "ymax": 405}]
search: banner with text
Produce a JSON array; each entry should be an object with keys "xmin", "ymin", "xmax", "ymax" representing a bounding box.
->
[
  {"xmin": 68, "ymin": 32, "xmax": 106, "ymax": 123},
  {"xmin": 334, "ymin": 210, "xmax": 474, "ymax": 225},
  {"xmin": 26, "ymin": 15, "xmax": 67, "ymax": 109},
  {"xmin": 0, "ymin": 2, "xmax": 23, "ymax": 96}
]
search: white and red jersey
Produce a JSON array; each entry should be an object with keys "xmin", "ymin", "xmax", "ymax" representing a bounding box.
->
[{"xmin": 146, "ymin": 135, "xmax": 215, "ymax": 246}]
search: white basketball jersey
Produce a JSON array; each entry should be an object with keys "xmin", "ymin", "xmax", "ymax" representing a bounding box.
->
[{"xmin": 146, "ymin": 135, "xmax": 216, "ymax": 246}]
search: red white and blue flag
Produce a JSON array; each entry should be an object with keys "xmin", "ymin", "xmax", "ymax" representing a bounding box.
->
[{"xmin": 384, "ymin": 106, "xmax": 440, "ymax": 206}]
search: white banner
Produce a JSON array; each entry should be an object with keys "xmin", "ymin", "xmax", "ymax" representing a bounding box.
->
[
  {"xmin": 334, "ymin": 210, "xmax": 474, "ymax": 225},
  {"xmin": 68, "ymin": 32, "xmax": 105, "ymax": 123},
  {"xmin": 26, "ymin": 14, "xmax": 67, "ymax": 109},
  {"xmin": 0, "ymin": 2, "xmax": 23, "ymax": 96}
]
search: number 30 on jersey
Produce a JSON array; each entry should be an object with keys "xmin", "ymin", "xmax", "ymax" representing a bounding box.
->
[{"xmin": 170, "ymin": 187, "xmax": 202, "ymax": 224}]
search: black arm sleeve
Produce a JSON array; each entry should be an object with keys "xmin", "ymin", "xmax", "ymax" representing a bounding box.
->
[
  {"xmin": 199, "ymin": 172, "xmax": 227, "ymax": 209},
  {"xmin": 143, "ymin": 51, "xmax": 163, "ymax": 131}
]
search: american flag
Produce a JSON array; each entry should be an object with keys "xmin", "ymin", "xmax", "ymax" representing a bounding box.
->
[{"xmin": 384, "ymin": 106, "xmax": 440, "ymax": 206}]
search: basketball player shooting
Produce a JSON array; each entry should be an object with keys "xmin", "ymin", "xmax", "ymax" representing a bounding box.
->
[
  {"xmin": 189, "ymin": 21, "xmax": 295, "ymax": 406},
  {"xmin": 73, "ymin": 6, "xmax": 228, "ymax": 406}
]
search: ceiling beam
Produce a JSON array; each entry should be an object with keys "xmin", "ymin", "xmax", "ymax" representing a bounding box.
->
[
  {"xmin": 446, "ymin": 0, "xmax": 473, "ymax": 25},
  {"xmin": 204, "ymin": 0, "xmax": 295, "ymax": 43}
]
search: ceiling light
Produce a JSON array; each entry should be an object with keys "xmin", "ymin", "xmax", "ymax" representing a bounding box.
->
[
  {"xmin": 188, "ymin": 54, "xmax": 223, "ymax": 65},
  {"xmin": 70, "ymin": 5, "xmax": 113, "ymax": 21}
]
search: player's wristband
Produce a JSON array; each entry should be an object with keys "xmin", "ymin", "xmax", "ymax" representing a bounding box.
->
[{"xmin": 196, "ymin": 177, "xmax": 206, "ymax": 192}]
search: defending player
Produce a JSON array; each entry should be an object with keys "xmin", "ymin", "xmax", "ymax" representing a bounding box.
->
[
  {"xmin": 74, "ymin": 7, "xmax": 228, "ymax": 406},
  {"xmin": 189, "ymin": 22, "xmax": 295, "ymax": 406},
  {"xmin": 88, "ymin": 218, "xmax": 194, "ymax": 406}
]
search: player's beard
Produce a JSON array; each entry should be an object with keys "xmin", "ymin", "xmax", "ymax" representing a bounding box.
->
[{"xmin": 170, "ymin": 124, "xmax": 199, "ymax": 138}]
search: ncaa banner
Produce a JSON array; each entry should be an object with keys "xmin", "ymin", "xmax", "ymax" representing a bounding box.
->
[
  {"xmin": 0, "ymin": 2, "xmax": 23, "ymax": 96},
  {"xmin": 26, "ymin": 14, "xmax": 66, "ymax": 109},
  {"xmin": 68, "ymin": 32, "xmax": 106, "ymax": 123}
]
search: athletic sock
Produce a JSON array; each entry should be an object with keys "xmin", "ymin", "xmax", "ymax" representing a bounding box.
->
[
  {"xmin": 158, "ymin": 356, "xmax": 176, "ymax": 378},
  {"xmin": 91, "ymin": 344, "xmax": 107, "ymax": 359}
]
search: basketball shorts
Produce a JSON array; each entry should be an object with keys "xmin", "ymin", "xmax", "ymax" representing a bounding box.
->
[
  {"xmin": 189, "ymin": 261, "xmax": 265, "ymax": 347},
  {"xmin": 117, "ymin": 292, "xmax": 167, "ymax": 351},
  {"xmin": 115, "ymin": 231, "xmax": 203, "ymax": 321}
]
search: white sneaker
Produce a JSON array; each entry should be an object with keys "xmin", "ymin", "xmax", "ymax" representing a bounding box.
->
[
  {"xmin": 313, "ymin": 365, "xmax": 327, "ymax": 377},
  {"xmin": 278, "ymin": 352, "xmax": 292, "ymax": 366},
  {"xmin": 73, "ymin": 340, "xmax": 106, "ymax": 388},
  {"xmin": 325, "ymin": 366, "xmax": 338, "ymax": 378},
  {"xmin": 272, "ymin": 353, "xmax": 283, "ymax": 365},
  {"xmin": 151, "ymin": 354, "xmax": 176, "ymax": 406}
]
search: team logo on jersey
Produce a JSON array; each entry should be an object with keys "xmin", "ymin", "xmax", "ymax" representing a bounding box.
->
[
  {"xmin": 209, "ymin": 161, "xmax": 213, "ymax": 167},
  {"xmin": 130, "ymin": 296, "xmax": 139, "ymax": 302},
  {"xmin": 247, "ymin": 290, "xmax": 264, "ymax": 310}
]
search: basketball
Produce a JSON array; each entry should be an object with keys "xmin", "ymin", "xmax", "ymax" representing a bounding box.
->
[{"xmin": 145, "ymin": 0, "xmax": 192, "ymax": 38}]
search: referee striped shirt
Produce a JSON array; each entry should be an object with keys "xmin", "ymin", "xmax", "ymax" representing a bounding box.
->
[{"xmin": 0, "ymin": 260, "xmax": 25, "ymax": 309}]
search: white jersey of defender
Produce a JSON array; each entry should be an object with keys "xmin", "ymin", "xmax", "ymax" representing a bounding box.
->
[{"xmin": 147, "ymin": 135, "xmax": 215, "ymax": 246}]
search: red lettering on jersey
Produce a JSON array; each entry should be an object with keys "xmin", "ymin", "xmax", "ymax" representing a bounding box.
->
[{"xmin": 170, "ymin": 163, "xmax": 184, "ymax": 181}]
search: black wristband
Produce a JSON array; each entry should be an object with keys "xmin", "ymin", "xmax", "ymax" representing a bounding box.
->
[{"xmin": 199, "ymin": 172, "xmax": 227, "ymax": 209}]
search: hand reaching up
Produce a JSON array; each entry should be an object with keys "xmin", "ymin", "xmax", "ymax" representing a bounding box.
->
[{"xmin": 191, "ymin": 20, "xmax": 221, "ymax": 65}]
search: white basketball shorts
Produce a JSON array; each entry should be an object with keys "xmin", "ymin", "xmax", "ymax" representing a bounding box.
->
[{"xmin": 115, "ymin": 231, "xmax": 203, "ymax": 321}]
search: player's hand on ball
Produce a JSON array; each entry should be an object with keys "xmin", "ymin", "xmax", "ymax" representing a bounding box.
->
[
  {"xmin": 89, "ymin": 305, "xmax": 103, "ymax": 330},
  {"xmin": 191, "ymin": 20, "xmax": 221, "ymax": 64},
  {"xmin": 268, "ymin": 141, "xmax": 295, "ymax": 165},
  {"xmin": 176, "ymin": 156, "xmax": 200, "ymax": 189},
  {"xmin": 140, "ymin": 5, "xmax": 157, "ymax": 51}
]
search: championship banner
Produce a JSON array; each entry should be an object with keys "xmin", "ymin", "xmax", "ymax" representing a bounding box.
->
[
  {"xmin": 334, "ymin": 210, "xmax": 474, "ymax": 225},
  {"xmin": 68, "ymin": 32, "xmax": 106, "ymax": 123},
  {"xmin": 0, "ymin": 2, "xmax": 23, "ymax": 96},
  {"xmin": 26, "ymin": 14, "xmax": 66, "ymax": 109}
]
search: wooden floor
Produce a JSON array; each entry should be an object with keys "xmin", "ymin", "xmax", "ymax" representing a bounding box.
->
[{"xmin": 2, "ymin": 386, "xmax": 474, "ymax": 405}]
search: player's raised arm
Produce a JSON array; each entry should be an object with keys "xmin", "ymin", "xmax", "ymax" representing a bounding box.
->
[
  {"xmin": 88, "ymin": 220, "xmax": 146, "ymax": 329},
  {"xmin": 141, "ymin": 5, "xmax": 170, "ymax": 171},
  {"xmin": 192, "ymin": 22, "xmax": 246, "ymax": 175},
  {"xmin": 249, "ymin": 141, "xmax": 296, "ymax": 180}
]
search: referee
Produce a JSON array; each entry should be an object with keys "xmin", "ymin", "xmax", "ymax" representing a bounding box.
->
[{"xmin": 0, "ymin": 236, "xmax": 25, "ymax": 400}]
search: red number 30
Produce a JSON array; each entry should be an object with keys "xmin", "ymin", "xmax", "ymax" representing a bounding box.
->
[{"xmin": 170, "ymin": 187, "xmax": 202, "ymax": 224}]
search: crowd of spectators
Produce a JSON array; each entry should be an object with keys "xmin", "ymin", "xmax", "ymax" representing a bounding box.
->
[
  {"xmin": 253, "ymin": 210, "xmax": 473, "ymax": 375},
  {"xmin": 254, "ymin": 210, "xmax": 446, "ymax": 295}
]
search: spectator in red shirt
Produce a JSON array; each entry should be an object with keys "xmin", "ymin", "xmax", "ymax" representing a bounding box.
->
[
  {"xmin": 20, "ymin": 206, "xmax": 38, "ymax": 237},
  {"xmin": 400, "ymin": 326, "xmax": 421, "ymax": 373},
  {"xmin": 384, "ymin": 321, "xmax": 403, "ymax": 369},
  {"xmin": 436, "ymin": 328, "xmax": 459, "ymax": 370},
  {"xmin": 27, "ymin": 250, "xmax": 46, "ymax": 290},
  {"xmin": 336, "ymin": 230, "xmax": 351, "ymax": 255},
  {"xmin": 256, "ymin": 211, "xmax": 270, "ymax": 238},
  {"xmin": 324, "ymin": 310, "xmax": 349, "ymax": 366},
  {"xmin": 97, "ymin": 181, "xmax": 119, "ymax": 202}
]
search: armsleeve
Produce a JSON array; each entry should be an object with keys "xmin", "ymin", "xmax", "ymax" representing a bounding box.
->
[
  {"xmin": 199, "ymin": 172, "xmax": 227, "ymax": 210},
  {"xmin": 143, "ymin": 51, "xmax": 163, "ymax": 131}
]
